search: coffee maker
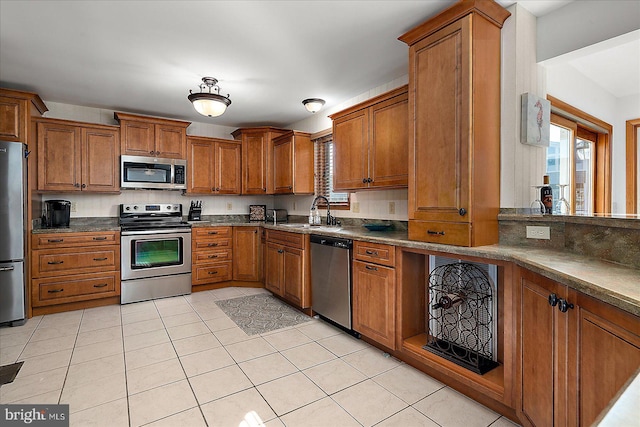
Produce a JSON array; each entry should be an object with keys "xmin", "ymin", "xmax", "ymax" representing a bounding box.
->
[{"xmin": 42, "ymin": 200, "xmax": 71, "ymax": 228}]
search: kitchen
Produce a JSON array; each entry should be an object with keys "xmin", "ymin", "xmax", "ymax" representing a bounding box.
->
[{"xmin": 1, "ymin": 1, "xmax": 639, "ymax": 426}]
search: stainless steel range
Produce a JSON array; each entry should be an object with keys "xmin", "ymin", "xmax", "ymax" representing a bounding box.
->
[{"xmin": 119, "ymin": 203, "xmax": 192, "ymax": 304}]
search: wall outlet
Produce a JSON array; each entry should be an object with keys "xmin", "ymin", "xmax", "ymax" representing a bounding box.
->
[
  {"xmin": 226, "ymin": 202, "xmax": 232, "ymax": 211},
  {"xmin": 352, "ymin": 202, "xmax": 360, "ymax": 213},
  {"xmin": 388, "ymin": 202, "xmax": 395, "ymax": 214},
  {"xmin": 70, "ymin": 202, "xmax": 77, "ymax": 213},
  {"xmin": 526, "ymin": 226, "xmax": 550, "ymax": 240}
]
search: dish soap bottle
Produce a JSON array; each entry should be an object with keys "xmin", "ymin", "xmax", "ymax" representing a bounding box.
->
[
  {"xmin": 309, "ymin": 208, "xmax": 316, "ymax": 225},
  {"xmin": 541, "ymin": 175, "xmax": 553, "ymax": 214},
  {"xmin": 314, "ymin": 209, "xmax": 321, "ymax": 225}
]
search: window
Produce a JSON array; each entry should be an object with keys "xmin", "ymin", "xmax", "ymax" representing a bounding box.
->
[
  {"xmin": 546, "ymin": 96, "xmax": 612, "ymax": 215},
  {"xmin": 313, "ymin": 132, "xmax": 349, "ymax": 208}
]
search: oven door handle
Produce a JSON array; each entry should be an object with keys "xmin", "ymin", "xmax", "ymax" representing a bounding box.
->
[{"xmin": 121, "ymin": 228, "xmax": 192, "ymax": 236}]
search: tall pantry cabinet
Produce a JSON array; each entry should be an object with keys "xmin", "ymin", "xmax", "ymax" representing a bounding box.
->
[{"xmin": 399, "ymin": 0, "xmax": 510, "ymax": 247}]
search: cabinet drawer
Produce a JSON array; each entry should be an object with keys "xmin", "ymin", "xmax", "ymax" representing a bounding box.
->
[
  {"xmin": 193, "ymin": 227, "xmax": 232, "ymax": 240},
  {"xmin": 193, "ymin": 249, "xmax": 232, "ymax": 264},
  {"xmin": 193, "ymin": 261, "xmax": 232, "ymax": 284},
  {"xmin": 354, "ymin": 241, "xmax": 395, "ymax": 267},
  {"xmin": 192, "ymin": 238, "xmax": 232, "ymax": 251},
  {"xmin": 408, "ymin": 221, "xmax": 471, "ymax": 246},
  {"xmin": 32, "ymin": 272, "xmax": 119, "ymax": 306},
  {"xmin": 266, "ymin": 230, "xmax": 304, "ymax": 249},
  {"xmin": 32, "ymin": 231, "xmax": 118, "ymax": 249},
  {"xmin": 32, "ymin": 246, "xmax": 118, "ymax": 277}
]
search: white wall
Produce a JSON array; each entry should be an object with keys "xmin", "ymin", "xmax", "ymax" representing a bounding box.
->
[{"xmin": 500, "ymin": 4, "xmax": 547, "ymax": 209}]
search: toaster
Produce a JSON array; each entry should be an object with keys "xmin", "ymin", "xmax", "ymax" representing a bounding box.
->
[{"xmin": 266, "ymin": 209, "xmax": 288, "ymax": 224}]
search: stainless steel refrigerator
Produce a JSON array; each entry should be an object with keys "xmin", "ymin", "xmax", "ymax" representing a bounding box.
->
[{"xmin": 0, "ymin": 140, "xmax": 27, "ymax": 326}]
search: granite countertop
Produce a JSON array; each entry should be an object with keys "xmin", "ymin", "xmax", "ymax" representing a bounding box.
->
[{"xmin": 31, "ymin": 218, "xmax": 640, "ymax": 317}]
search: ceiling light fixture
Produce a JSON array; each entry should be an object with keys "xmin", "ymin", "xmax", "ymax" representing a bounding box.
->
[
  {"xmin": 188, "ymin": 77, "xmax": 231, "ymax": 117},
  {"xmin": 302, "ymin": 98, "xmax": 325, "ymax": 114}
]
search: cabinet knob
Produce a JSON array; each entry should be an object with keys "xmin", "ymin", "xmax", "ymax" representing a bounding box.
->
[
  {"xmin": 548, "ymin": 293, "xmax": 559, "ymax": 307},
  {"xmin": 263, "ymin": 188, "xmax": 267, "ymax": 192},
  {"xmin": 558, "ymin": 299, "xmax": 574, "ymax": 313},
  {"xmin": 48, "ymin": 288, "xmax": 64, "ymax": 293},
  {"xmin": 365, "ymin": 265, "xmax": 378, "ymax": 271},
  {"xmin": 93, "ymin": 283, "xmax": 108, "ymax": 288},
  {"xmin": 277, "ymin": 249, "xmax": 284, "ymax": 254},
  {"xmin": 150, "ymin": 151, "xmax": 155, "ymax": 155},
  {"xmin": 362, "ymin": 178, "xmax": 367, "ymax": 184},
  {"xmin": 427, "ymin": 230, "xmax": 445, "ymax": 236},
  {"xmin": 367, "ymin": 177, "xmax": 373, "ymax": 183},
  {"xmin": 81, "ymin": 183, "xmax": 86, "ymax": 189},
  {"xmin": 459, "ymin": 208, "xmax": 467, "ymax": 216},
  {"xmin": 216, "ymin": 187, "xmax": 220, "ymax": 191},
  {"xmin": 74, "ymin": 183, "xmax": 80, "ymax": 188},
  {"xmin": 288, "ymin": 186, "xmax": 292, "ymax": 190},
  {"xmin": 155, "ymin": 151, "xmax": 160, "ymax": 156}
]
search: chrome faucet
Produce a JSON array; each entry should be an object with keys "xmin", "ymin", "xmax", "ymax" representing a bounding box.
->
[{"xmin": 310, "ymin": 196, "xmax": 334, "ymax": 225}]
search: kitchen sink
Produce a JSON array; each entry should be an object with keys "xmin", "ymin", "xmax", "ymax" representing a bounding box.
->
[{"xmin": 276, "ymin": 223, "xmax": 310, "ymax": 228}]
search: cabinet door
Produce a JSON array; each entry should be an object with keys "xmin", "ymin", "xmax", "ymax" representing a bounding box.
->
[
  {"xmin": 283, "ymin": 246, "xmax": 304, "ymax": 307},
  {"xmin": 518, "ymin": 270, "xmax": 569, "ymax": 427},
  {"xmin": 233, "ymin": 227, "xmax": 261, "ymax": 281},
  {"xmin": 274, "ymin": 136, "xmax": 293, "ymax": 194},
  {"xmin": 155, "ymin": 124, "xmax": 186, "ymax": 159},
  {"xmin": 242, "ymin": 132, "xmax": 268, "ymax": 194},
  {"xmin": 370, "ymin": 93, "xmax": 408, "ymax": 188},
  {"xmin": 37, "ymin": 122, "xmax": 81, "ymax": 191},
  {"xmin": 575, "ymin": 295, "xmax": 640, "ymax": 426},
  {"xmin": 333, "ymin": 109, "xmax": 369, "ymax": 190},
  {"xmin": 409, "ymin": 17, "xmax": 471, "ymax": 222},
  {"xmin": 82, "ymin": 127, "xmax": 120, "ymax": 192},
  {"xmin": 187, "ymin": 138, "xmax": 215, "ymax": 194},
  {"xmin": 120, "ymin": 120, "xmax": 155, "ymax": 156},
  {"xmin": 265, "ymin": 243, "xmax": 283, "ymax": 296},
  {"xmin": 0, "ymin": 96, "xmax": 25, "ymax": 141},
  {"xmin": 215, "ymin": 141, "xmax": 241, "ymax": 194},
  {"xmin": 352, "ymin": 260, "xmax": 396, "ymax": 349}
]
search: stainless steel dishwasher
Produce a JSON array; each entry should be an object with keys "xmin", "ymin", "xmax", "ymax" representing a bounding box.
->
[{"xmin": 310, "ymin": 234, "xmax": 353, "ymax": 331}]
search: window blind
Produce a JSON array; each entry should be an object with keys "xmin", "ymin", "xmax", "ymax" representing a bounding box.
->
[{"xmin": 313, "ymin": 134, "xmax": 349, "ymax": 205}]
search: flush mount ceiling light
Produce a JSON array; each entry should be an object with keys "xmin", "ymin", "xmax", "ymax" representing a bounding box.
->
[
  {"xmin": 188, "ymin": 77, "xmax": 232, "ymax": 117},
  {"xmin": 302, "ymin": 98, "xmax": 325, "ymax": 113}
]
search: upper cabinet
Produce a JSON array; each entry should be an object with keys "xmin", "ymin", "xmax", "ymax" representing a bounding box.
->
[
  {"xmin": 114, "ymin": 112, "xmax": 190, "ymax": 159},
  {"xmin": 329, "ymin": 86, "xmax": 408, "ymax": 191},
  {"xmin": 232, "ymin": 127, "xmax": 288, "ymax": 195},
  {"xmin": 273, "ymin": 130, "xmax": 314, "ymax": 195},
  {"xmin": 0, "ymin": 88, "xmax": 47, "ymax": 142},
  {"xmin": 186, "ymin": 136, "xmax": 241, "ymax": 195},
  {"xmin": 400, "ymin": 1, "xmax": 510, "ymax": 247},
  {"xmin": 35, "ymin": 118, "xmax": 120, "ymax": 193}
]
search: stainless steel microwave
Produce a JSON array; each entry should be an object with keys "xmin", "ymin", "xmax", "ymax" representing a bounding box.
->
[{"xmin": 121, "ymin": 155, "xmax": 187, "ymax": 190}]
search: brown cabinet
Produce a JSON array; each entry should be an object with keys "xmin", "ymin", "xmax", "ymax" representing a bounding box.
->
[
  {"xmin": 115, "ymin": 112, "xmax": 190, "ymax": 159},
  {"xmin": 265, "ymin": 230, "xmax": 310, "ymax": 309},
  {"xmin": 329, "ymin": 86, "xmax": 408, "ymax": 191},
  {"xmin": 516, "ymin": 268, "xmax": 640, "ymax": 427},
  {"xmin": 232, "ymin": 127, "xmax": 288, "ymax": 194},
  {"xmin": 187, "ymin": 136, "xmax": 241, "ymax": 194},
  {"xmin": 192, "ymin": 227, "xmax": 233, "ymax": 286},
  {"xmin": 273, "ymin": 130, "xmax": 314, "ymax": 194},
  {"xmin": 0, "ymin": 88, "xmax": 47, "ymax": 142},
  {"xmin": 400, "ymin": 3, "xmax": 509, "ymax": 246},
  {"xmin": 233, "ymin": 226, "xmax": 261, "ymax": 282},
  {"xmin": 31, "ymin": 231, "xmax": 120, "ymax": 310},
  {"xmin": 352, "ymin": 241, "xmax": 396, "ymax": 349},
  {"xmin": 36, "ymin": 119, "xmax": 120, "ymax": 193}
]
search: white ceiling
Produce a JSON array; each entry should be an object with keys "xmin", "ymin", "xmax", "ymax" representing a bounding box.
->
[{"xmin": 0, "ymin": 0, "xmax": 573, "ymax": 128}]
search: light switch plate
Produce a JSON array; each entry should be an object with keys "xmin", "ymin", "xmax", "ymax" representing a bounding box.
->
[
  {"xmin": 226, "ymin": 202, "xmax": 232, "ymax": 211},
  {"xmin": 352, "ymin": 202, "xmax": 360, "ymax": 213},
  {"xmin": 388, "ymin": 202, "xmax": 395, "ymax": 214},
  {"xmin": 526, "ymin": 226, "xmax": 550, "ymax": 240}
]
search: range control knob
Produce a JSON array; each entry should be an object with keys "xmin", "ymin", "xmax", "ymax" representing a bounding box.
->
[
  {"xmin": 133, "ymin": 206, "xmax": 138, "ymax": 210},
  {"xmin": 125, "ymin": 206, "xmax": 131, "ymax": 211},
  {"xmin": 166, "ymin": 205, "xmax": 172, "ymax": 210}
]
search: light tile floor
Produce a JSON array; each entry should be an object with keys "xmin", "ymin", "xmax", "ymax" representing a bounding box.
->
[{"xmin": 0, "ymin": 287, "xmax": 521, "ymax": 427}]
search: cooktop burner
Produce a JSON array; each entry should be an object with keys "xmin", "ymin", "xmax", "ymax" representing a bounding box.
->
[{"xmin": 119, "ymin": 203, "xmax": 191, "ymax": 230}]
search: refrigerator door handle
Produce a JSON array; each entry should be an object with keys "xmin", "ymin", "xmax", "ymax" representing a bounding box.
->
[{"xmin": 0, "ymin": 266, "xmax": 16, "ymax": 272}]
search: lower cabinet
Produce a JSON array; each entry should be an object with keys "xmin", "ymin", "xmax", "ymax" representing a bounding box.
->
[
  {"xmin": 517, "ymin": 268, "xmax": 640, "ymax": 426},
  {"xmin": 265, "ymin": 230, "xmax": 310, "ymax": 309},
  {"xmin": 352, "ymin": 241, "xmax": 396, "ymax": 349},
  {"xmin": 232, "ymin": 226, "xmax": 261, "ymax": 282},
  {"xmin": 191, "ymin": 227, "xmax": 233, "ymax": 286},
  {"xmin": 31, "ymin": 231, "xmax": 120, "ymax": 312}
]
